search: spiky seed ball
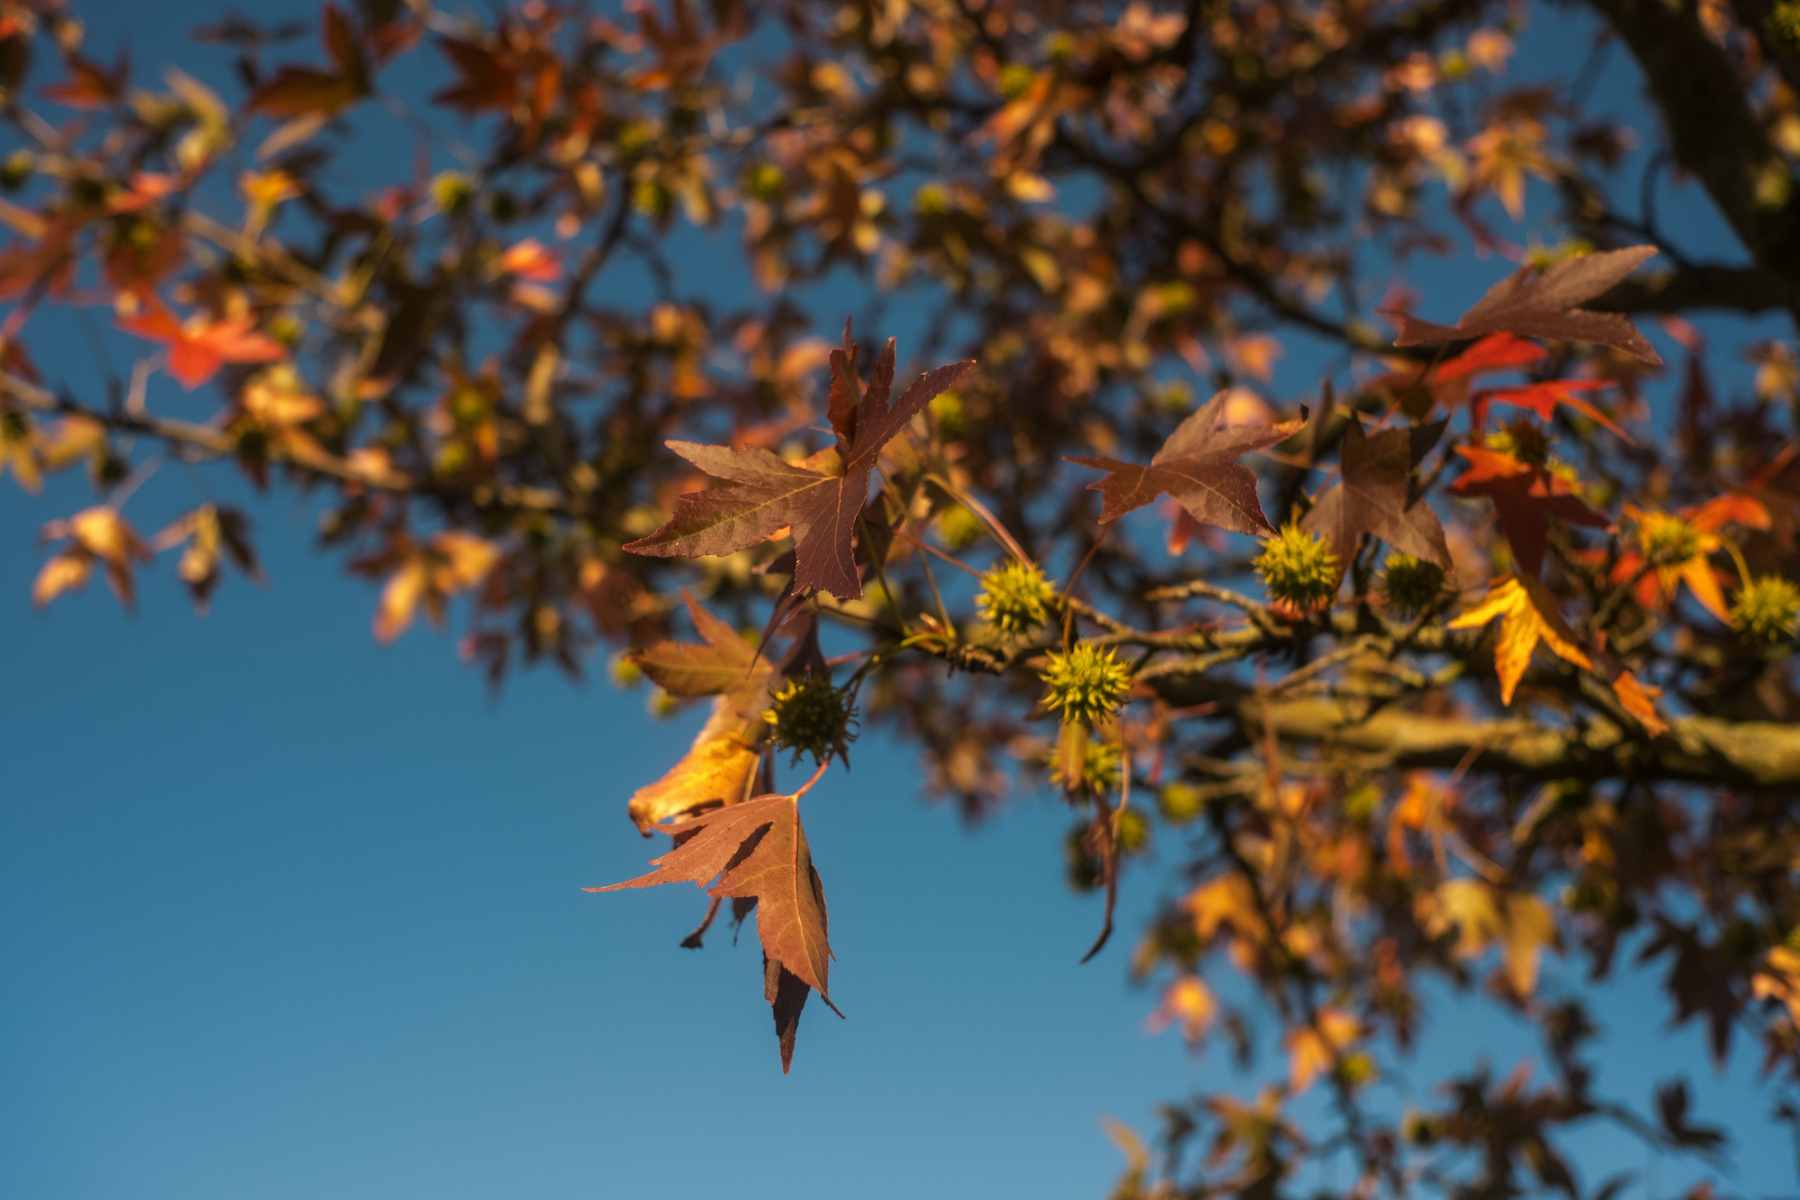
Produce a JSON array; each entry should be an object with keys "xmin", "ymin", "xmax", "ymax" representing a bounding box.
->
[
  {"xmin": 1158, "ymin": 781, "xmax": 1205, "ymax": 824},
  {"xmin": 646, "ymin": 687, "xmax": 680, "ymax": 718},
  {"xmin": 977, "ymin": 559, "xmax": 1057, "ymax": 635},
  {"xmin": 1381, "ymin": 552, "xmax": 1447, "ymax": 616},
  {"xmin": 608, "ymin": 652, "xmax": 644, "ymax": 689},
  {"xmin": 1485, "ymin": 420, "xmax": 1550, "ymax": 467},
  {"xmin": 763, "ymin": 674, "xmax": 859, "ymax": 766},
  {"xmin": 1115, "ymin": 807, "xmax": 1151, "ymax": 854},
  {"xmin": 1048, "ymin": 733, "xmax": 1123, "ymax": 793},
  {"xmin": 1732, "ymin": 575, "xmax": 1800, "ymax": 642},
  {"xmin": 1255, "ymin": 524, "xmax": 1340, "ymax": 608},
  {"xmin": 430, "ymin": 171, "xmax": 474, "ymax": 213},
  {"xmin": 1064, "ymin": 825, "xmax": 1103, "ymax": 892},
  {"xmin": 1636, "ymin": 511, "xmax": 1703, "ymax": 563},
  {"xmin": 936, "ymin": 504, "xmax": 983, "ymax": 552},
  {"xmin": 1040, "ymin": 643, "xmax": 1131, "ymax": 726}
]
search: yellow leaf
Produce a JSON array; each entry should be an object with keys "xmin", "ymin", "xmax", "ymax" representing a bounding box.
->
[
  {"xmin": 1611, "ymin": 671, "xmax": 1668, "ymax": 736},
  {"xmin": 1501, "ymin": 892, "xmax": 1557, "ymax": 995},
  {"xmin": 1187, "ymin": 873, "xmax": 1263, "ymax": 943},
  {"xmin": 1147, "ymin": 975, "xmax": 1218, "ymax": 1043},
  {"xmin": 431, "ymin": 531, "xmax": 500, "ymax": 591},
  {"xmin": 374, "ymin": 557, "xmax": 428, "ymax": 643},
  {"xmin": 32, "ymin": 551, "xmax": 92, "ymax": 606},
  {"xmin": 1428, "ymin": 878, "xmax": 1503, "ymax": 958},
  {"xmin": 1284, "ymin": 1007, "xmax": 1358, "ymax": 1094},
  {"xmin": 1425, "ymin": 879, "xmax": 1558, "ymax": 995},
  {"xmin": 627, "ymin": 696, "xmax": 763, "ymax": 831},
  {"xmin": 1448, "ymin": 574, "xmax": 1592, "ymax": 704}
]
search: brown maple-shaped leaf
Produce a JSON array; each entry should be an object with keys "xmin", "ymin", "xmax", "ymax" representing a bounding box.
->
[
  {"xmin": 591, "ymin": 792, "xmax": 833, "ymax": 1002},
  {"xmin": 1449, "ymin": 446, "xmax": 1609, "ymax": 577},
  {"xmin": 247, "ymin": 4, "xmax": 369, "ymax": 118},
  {"xmin": 630, "ymin": 589, "xmax": 772, "ymax": 703},
  {"xmin": 1387, "ymin": 245, "xmax": 1662, "ymax": 365},
  {"xmin": 1301, "ymin": 416, "xmax": 1451, "ymax": 568},
  {"xmin": 624, "ymin": 334, "xmax": 974, "ymax": 599},
  {"xmin": 1068, "ymin": 391, "xmax": 1306, "ymax": 535}
]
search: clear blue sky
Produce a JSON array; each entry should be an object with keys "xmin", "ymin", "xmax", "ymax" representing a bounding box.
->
[{"xmin": 1, "ymin": 3, "xmax": 1794, "ymax": 1198}]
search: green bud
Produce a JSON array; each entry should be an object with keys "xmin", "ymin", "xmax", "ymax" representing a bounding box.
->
[
  {"xmin": 977, "ymin": 559, "xmax": 1057, "ymax": 636},
  {"xmin": 1732, "ymin": 575, "xmax": 1800, "ymax": 642},
  {"xmin": 1040, "ymin": 642, "xmax": 1131, "ymax": 725},
  {"xmin": 1255, "ymin": 524, "xmax": 1339, "ymax": 608}
]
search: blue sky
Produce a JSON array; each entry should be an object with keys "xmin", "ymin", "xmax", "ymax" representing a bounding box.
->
[{"xmin": 1, "ymin": 2, "xmax": 1797, "ymax": 1198}]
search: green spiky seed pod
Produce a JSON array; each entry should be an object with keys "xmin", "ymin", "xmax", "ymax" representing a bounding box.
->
[
  {"xmin": 1485, "ymin": 420, "xmax": 1549, "ymax": 467},
  {"xmin": 740, "ymin": 162, "xmax": 784, "ymax": 202},
  {"xmin": 1158, "ymin": 781, "xmax": 1205, "ymax": 824},
  {"xmin": 1115, "ymin": 806, "xmax": 1151, "ymax": 854},
  {"xmin": 763, "ymin": 675, "xmax": 859, "ymax": 766},
  {"xmin": 608, "ymin": 653, "xmax": 644, "ymax": 689},
  {"xmin": 646, "ymin": 687, "xmax": 680, "ymax": 719},
  {"xmin": 1040, "ymin": 643, "xmax": 1131, "ymax": 726},
  {"xmin": 1064, "ymin": 825, "xmax": 1103, "ymax": 892},
  {"xmin": 977, "ymin": 559, "xmax": 1057, "ymax": 635},
  {"xmin": 1381, "ymin": 553, "xmax": 1447, "ymax": 616},
  {"xmin": 1255, "ymin": 524, "xmax": 1340, "ymax": 608},
  {"xmin": 1732, "ymin": 575, "xmax": 1800, "ymax": 642},
  {"xmin": 1771, "ymin": 0, "xmax": 1800, "ymax": 44},
  {"xmin": 1637, "ymin": 510, "xmax": 1703, "ymax": 563},
  {"xmin": 936, "ymin": 504, "xmax": 983, "ymax": 552},
  {"xmin": 430, "ymin": 171, "xmax": 474, "ymax": 213},
  {"xmin": 1048, "ymin": 732, "xmax": 1122, "ymax": 793}
]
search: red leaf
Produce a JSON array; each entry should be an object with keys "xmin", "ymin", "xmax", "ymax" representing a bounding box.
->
[
  {"xmin": 1449, "ymin": 446, "xmax": 1609, "ymax": 577},
  {"xmin": 1480, "ymin": 379, "xmax": 1632, "ymax": 442},
  {"xmin": 1433, "ymin": 332, "xmax": 1546, "ymax": 383}
]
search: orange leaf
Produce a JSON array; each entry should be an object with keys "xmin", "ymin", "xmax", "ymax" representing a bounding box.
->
[
  {"xmin": 1612, "ymin": 671, "xmax": 1668, "ymax": 736},
  {"xmin": 119, "ymin": 299, "xmax": 287, "ymax": 389}
]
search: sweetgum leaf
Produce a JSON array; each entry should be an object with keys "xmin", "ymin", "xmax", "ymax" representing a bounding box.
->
[
  {"xmin": 629, "ymin": 588, "xmax": 772, "ymax": 702},
  {"xmin": 624, "ymin": 338, "xmax": 973, "ymax": 599},
  {"xmin": 1068, "ymin": 391, "xmax": 1306, "ymax": 536},
  {"xmin": 1388, "ymin": 246, "xmax": 1662, "ymax": 365},
  {"xmin": 1301, "ymin": 416, "xmax": 1451, "ymax": 569},
  {"xmin": 592, "ymin": 792, "xmax": 834, "ymax": 1000},
  {"xmin": 1449, "ymin": 446, "xmax": 1610, "ymax": 577}
]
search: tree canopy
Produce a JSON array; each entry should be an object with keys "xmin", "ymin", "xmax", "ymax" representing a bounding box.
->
[{"xmin": 5, "ymin": 0, "xmax": 1800, "ymax": 1194}]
